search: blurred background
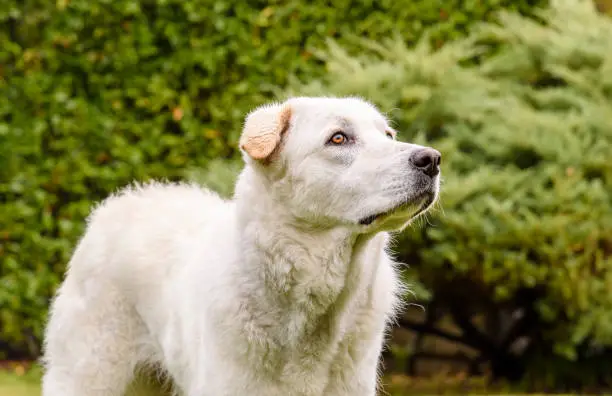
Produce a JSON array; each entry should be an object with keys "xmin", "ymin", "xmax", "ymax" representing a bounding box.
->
[{"xmin": 1, "ymin": 0, "xmax": 612, "ymax": 394}]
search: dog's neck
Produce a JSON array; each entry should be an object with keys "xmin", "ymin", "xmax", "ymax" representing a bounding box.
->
[{"xmin": 232, "ymin": 167, "xmax": 387, "ymax": 356}]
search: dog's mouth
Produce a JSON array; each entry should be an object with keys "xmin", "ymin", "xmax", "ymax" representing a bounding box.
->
[{"xmin": 358, "ymin": 192, "xmax": 436, "ymax": 226}]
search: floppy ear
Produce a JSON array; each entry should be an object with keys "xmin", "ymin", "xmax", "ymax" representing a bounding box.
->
[{"xmin": 239, "ymin": 102, "xmax": 292, "ymax": 161}]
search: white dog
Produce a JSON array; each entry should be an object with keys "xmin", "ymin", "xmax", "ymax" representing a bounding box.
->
[{"xmin": 41, "ymin": 97, "xmax": 441, "ymax": 396}]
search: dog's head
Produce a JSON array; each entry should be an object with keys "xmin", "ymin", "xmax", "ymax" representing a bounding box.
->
[{"xmin": 238, "ymin": 97, "xmax": 441, "ymax": 232}]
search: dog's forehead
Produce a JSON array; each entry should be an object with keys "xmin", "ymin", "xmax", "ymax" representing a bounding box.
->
[{"xmin": 289, "ymin": 97, "xmax": 387, "ymax": 127}]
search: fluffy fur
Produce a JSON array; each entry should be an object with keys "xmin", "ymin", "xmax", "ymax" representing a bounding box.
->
[{"xmin": 41, "ymin": 97, "xmax": 441, "ymax": 396}]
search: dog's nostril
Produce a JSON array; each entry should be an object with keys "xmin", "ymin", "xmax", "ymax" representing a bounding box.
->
[{"xmin": 410, "ymin": 148, "xmax": 442, "ymax": 177}]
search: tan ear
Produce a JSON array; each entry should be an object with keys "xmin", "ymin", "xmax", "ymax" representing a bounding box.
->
[{"xmin": 239, "ymin": 103, "xmax": 292, "ymax": 161}]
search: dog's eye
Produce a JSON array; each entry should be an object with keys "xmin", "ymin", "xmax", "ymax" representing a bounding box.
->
[
  {"xmin": 329, "ymin": 132, "xmax": 348, "ymax": 145},
  {"xmin": 385, "ymin": 131, "xmax": 395, "ymax": 139}
]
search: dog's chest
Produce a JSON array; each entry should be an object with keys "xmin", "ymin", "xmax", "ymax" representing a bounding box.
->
[
  {"xmin": 270, "ymin": 297, "xmax": 382, "ymax": 395},
  {"xmin": 232, "ymin": 232, "xmax": 396, "ymax": 395}
]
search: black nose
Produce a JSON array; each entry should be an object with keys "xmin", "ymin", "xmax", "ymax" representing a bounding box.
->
[{"xmin": 409, "ymin": 148, "xmax": 441, "ymax": 177}]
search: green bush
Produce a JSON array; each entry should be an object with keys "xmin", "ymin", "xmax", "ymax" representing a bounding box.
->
[
  {"xmin": 0, "ymin": 0, "xmax": 544, "ymax": 358},
  {"xmin": 288, "ymin": 0, "xmax": 612, "ymax": 388}
]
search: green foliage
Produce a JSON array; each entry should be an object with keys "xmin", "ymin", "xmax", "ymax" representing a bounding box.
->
[
  {"xmin": 288, "ymin": 0, "xmax": 612, "ymax": 382},
  {"xmin": 1, "ymin": 0, "xmax": 545, "ymax": 357},
  {"xmin": 184, "ymin": 158, "xmax": 242, "ymax": 198}
]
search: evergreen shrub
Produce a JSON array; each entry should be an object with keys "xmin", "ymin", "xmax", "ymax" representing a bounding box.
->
[{"xmin": 287, "ymin": 0, "xmax": 612, "ymax": 386}]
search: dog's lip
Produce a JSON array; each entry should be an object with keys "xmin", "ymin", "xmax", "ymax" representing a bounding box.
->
[
  {"xmin": 358, "ymin": 192, "xmax": 435, "ymax": 226},
  {"xmin": 358, "ymin": 201, "xmax": 412, "ymax": 226}
]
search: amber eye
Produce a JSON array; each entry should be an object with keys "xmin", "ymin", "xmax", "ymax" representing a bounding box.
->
[{"xmin": 329, "ymin": 132, "xmax": 348, "ymax": 145}]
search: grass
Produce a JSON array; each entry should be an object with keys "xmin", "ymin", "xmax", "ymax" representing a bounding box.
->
[
  {"xmin": 0, "ymin": 365, "xmax": 41, "ymax": 396},
  {"xmin": 0, "ymin": 365, "xmax": 608, "ymax": 396},
  {"xmin": 0, "ymin": 364, "xmax": 170, "ymax": 396}
]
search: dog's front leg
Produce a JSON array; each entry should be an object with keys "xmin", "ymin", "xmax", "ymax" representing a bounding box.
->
[{"xmin": 324, "ymin": 328, "xmax": 385, "ymax": 396}]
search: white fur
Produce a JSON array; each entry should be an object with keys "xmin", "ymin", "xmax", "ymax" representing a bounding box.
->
[{"xmin": 41, "ymin": 97, "xmax": 441, "ymax": 396}]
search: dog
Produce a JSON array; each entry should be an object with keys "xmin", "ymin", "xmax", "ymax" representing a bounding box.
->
[{"xmin": 41, "ymin": 96, "xmax": 441, "ymax": 396}]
